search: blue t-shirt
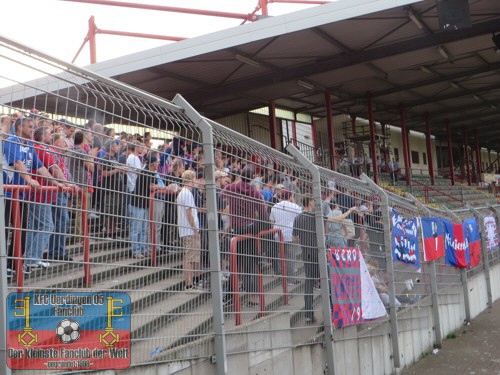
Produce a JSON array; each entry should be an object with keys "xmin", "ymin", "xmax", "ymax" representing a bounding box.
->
[
  {"xmin": 3, "ymin": 136, "xmax": 43, "ymax": 198},
  {"xmin": 261, "ymin": 189, "xmax": 273, "ymax": 202}
]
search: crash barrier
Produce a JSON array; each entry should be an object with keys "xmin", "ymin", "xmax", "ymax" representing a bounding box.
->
[{"xmin": 0, "ymin": 37, "xmax": 499, "ymax": 375}]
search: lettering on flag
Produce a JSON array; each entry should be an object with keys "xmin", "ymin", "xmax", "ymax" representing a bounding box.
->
[
  {"xmin": 391, "ymin": 210, "xmax": 420, "ymax": 267},
  {"xmin": 443, "ymin": 220, "xmax": 470, "ymax": 268},
  {"xmin": 421, "ymin": 218, "xmax": 445, "ymax": 262},
  {"xmin": 327, "ymin": 247, "xmax": 363, "ymax": 328},
  {"xmin": 484, "ymin": 216, "xmax": 499, "ymax": 252}
]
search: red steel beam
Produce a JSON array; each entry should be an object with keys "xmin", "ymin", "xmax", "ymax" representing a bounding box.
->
[
  {"xmin": 474, "ymin": 131, "xmax": 482, "ymax": 184},
  {"xmin": 325, "ymin": 92, "xmax": 337, "ymax": 171},
  {"xmin": 269, "ymin": 0, "xmax": 329, "ymax": 4},
  {"xmin": 367, "ymin": 92, "xmax": 379, "ymax": 183},
  {"xmin": 463, "ymin": 127, "xmax": 472, "ymax": 186},
  {"xmin": 97, "ymin": 29, "xmax": 185, "ymax": 41},
  {"xmin": 61, "ymin": 0, "xmax": 259, "ymax": 21},
  {"xmin": 259, "ymin": 0, "xmax": 269, "ymax": 15},
  {"xmin": 446, "ymin": 121, "xmax": 455, "ymax": 186},
  {"xmin": 88, "ymin": 15, "xmax": 97, "ymax": 64},
  {"xmin": 400, "ymin": 104, "xmax": 411, "ymax": 186},
  {"xmin": 269, "ymin": 100, "xmax": 278, "ymax": 150},
  {"xmin": 424, "ymin": 112, "xmax": 435, "ymax": 185}
]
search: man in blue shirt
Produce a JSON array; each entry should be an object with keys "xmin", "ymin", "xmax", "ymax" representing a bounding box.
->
[{"xmin": 3, "ymin": 117, "xmax": 60, "ymax": 275}]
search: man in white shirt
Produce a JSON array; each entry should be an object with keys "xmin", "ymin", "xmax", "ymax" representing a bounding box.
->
[
  {"xmin": 270, "ymin": 189, "xmax": 302, "ymax": 284},
  {"xmin": 177, "ymin": 169, "xmax": 201, "ymax": 290},
  {"xmin": 126, "ymin": 142, "xmax": 143, "ymax": 193}
]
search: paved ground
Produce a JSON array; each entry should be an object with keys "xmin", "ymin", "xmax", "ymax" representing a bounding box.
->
[{"xmin": 403, "ymin": 299, "xmax": 500, "ymax": 375}]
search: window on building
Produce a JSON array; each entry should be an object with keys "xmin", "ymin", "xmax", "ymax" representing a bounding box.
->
[
  {"xmin": 423, "ymin": 152, "xmax": 427, "ymax": 165},
  {"xmin": 411, "ymin": 151, "xmax": 420, "ymax": 164}
]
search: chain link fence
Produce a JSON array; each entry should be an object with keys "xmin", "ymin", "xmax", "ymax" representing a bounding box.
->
[{"xmin": 1, "ymin": 36, "xmax": 500, "ymax": 375}]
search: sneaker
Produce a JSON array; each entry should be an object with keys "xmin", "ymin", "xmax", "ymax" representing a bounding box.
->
[
  {"xmin": 132, "ymin": 253, "xmax": 145, "ymax": 259},
  {"xmin": 88, "ymin": 213, "xmax": 100, "ymax": 220},
  {"xmin": 185, "ymin": 285, "xmax": 202, "ymax": 292},
  {"xmin": 37, "ymin": 261, "xmax": 51, "ymax": 268},
  {"xmin": 305, "ymin": 316, "xmax": 317, "ymax": 324},
  {"xmin": 23, "ymin": 264, "xmax": 40, "ymax": 274},
  {"xmin": 7, "ymin": 268, "xmax": 15, "ymax": 279}
]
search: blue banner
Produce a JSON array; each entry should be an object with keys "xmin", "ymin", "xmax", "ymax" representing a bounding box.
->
[{"xmin": 391, "ymin": 210, "xmax": 420, "ymax": 267}]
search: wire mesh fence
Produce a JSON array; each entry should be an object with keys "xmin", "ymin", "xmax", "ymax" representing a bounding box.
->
[{"xmin": 1, "ymin": 36, "xmax": 500, "ymax": 375}]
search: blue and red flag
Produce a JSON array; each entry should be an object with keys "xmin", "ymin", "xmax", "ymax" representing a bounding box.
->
[
  {"xmin": 421, "ymin": 218, "xmax": 445, "ymax": 262},
  {"xmin": 327, "ymin": 247, "xmax": 363, "ymax": 328},
  {"xmin": 463, "ymin": 218, "xmax": 481, "ymax": 268},
  {"xmin": 443, "ymin": 220, "xmax": 470, "ymax": 268},
  {"xmin": 391, "ymin": 210, "xmax": 420, "ymax": 267}
]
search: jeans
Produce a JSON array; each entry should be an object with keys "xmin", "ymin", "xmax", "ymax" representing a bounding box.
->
[
  {"xmin": 129, "ymin": 204, "xmax": 148, "ymax": 255},
  {"xmin": 49, "ymin": 193, "xmax": 69, "ymax": 258},
  {"xmin": 25, "ymin": 202, "xmax": 54, "ymax": 265}
]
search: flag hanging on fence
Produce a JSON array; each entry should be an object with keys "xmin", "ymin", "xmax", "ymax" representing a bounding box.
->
[
  {"xmin": 421, "ymin": 218, "xmax": 445, "ymax": 262},
  {"xmin": 443, "ymin": 219, "xmax": 470, "ymax": 268},
  {"xmin": 484, "ymin": 216, "xmax": 499, "ymax": 252},
  {"xmin": 463, "ymin": 218, "xmax": 481, "ymax": 268},
  {"xmin": 391, "ymin": 210, "xmax": 420, "ymax": 267},
  {"xmin": 359, "ymin": 253, "xmax": 387, "ymax": 320},
  {"xmin": 327, "ymin": 247, "xmax": 363, "ymax": 328}
]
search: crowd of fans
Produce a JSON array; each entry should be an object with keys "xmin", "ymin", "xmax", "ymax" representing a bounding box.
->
[{"xmin": 2, "ymin": 109, "xmax": 388, "ymax": 324}]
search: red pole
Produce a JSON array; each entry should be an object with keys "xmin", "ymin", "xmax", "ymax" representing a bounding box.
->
[
  {"xmin": 291, "ymin": 114, "xmax": 297, "ymax": 147},
  {"xmin": 260, "ymin": 0, "xmax": 269, "ymax": 15},
  {"xmin": 277, "ymin": 230, "xmax": 288, "ymax": 305},
  {"xmin": 149, "ymin": 193, "xmax": 157, "ymax": 267},
  {"xmin": 88, "ymin": 16, "xmax": 97, "ymax": 64},
  {"xmin": 256, "ymin": 238, "xmax": 266, "ymax": 316},
  {"xmin": 424, "ymin": 113, "xmax": 435, "ymax": 185},
  {"xmin": 269, "ymin": 100, "xmax": 278, "ymax": 150},
  {"xmin": 367, "ymin": 92, "xmax": 379, "ymax": 183},
  {"xmin": 474, "ymin": 131, "xmax": 482, "ymax": 184},
  {"xmin": 446, "ymin": 121, "xmax": 455, "ymax": 186},
  {"xmin": 12, "ymin": 190, "xmax": 24, "ymax": 291},
  {"xmin": 400, "ymin": 104, "xmax": 411, "ymax": 186},
  {"xmin": 82, "ymin": 189, "xmax": 91, "ymax": 287},
  {"xmin": 97, "ymin": 29, "xmax": 185, "ymax": 41},
  {"xmin": 325, "ymin": 92, "xmax": 337, "ymax": 171},
  {"xmin": 61, "ymin": 0, "xmax": 258, "ymax": 21},
  {"xmin": 230, "ymin": 237, "xmax": 241, "ymax": 326},
  {"xmin": 463, "ymin": 128, "xmax": 472, "ymax": 186}
]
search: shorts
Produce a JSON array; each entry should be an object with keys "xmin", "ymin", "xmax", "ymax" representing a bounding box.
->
[{"xmin": 183, "ymin": 236, "xmax": 201, "ymax": 264}]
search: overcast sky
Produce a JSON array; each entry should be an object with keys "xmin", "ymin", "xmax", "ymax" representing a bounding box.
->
[{"xmin": 1, "ymin": 0, "xmax": 319, "ymax": 66}]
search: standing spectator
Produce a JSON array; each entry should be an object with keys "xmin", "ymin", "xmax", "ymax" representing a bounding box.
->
[
  {"xmin": 292, "ymin": 195, "xmax": 319, "ymax": 324},
  {"xmin": 162, "ymin": 159, "xmax": 184, "ymax": 248},
  {"xmin": 33, "ymin": 127, "xmax": 74, "ymax": 261},
  {"xmin": 62, "ymin": 121, "xmax": 76, "ymax": 150},
  {"xmin": 126, "ymin": 142, "xmax": 142, "ymax": 195},
  {"xmin": 67, "ymin": 131, "xmax": 95, "ymax": 237},
  {"xmin": 270, "ymin": 189, "xmax": 302, "ymax": 284},
  {"xmin": 1, "ymin": 114, "xmax": 11, "ymax": 135},
  {"xmin": 129, "ymin": 157, "xmax": 161, "ymax": 258},
  {"xmin": 177, "ymin": 170, "xmax": 202, "ymax": 290},
  {"xmin": 99, "ymin": 139, "xmax": 126, "ymax": 238},
  {"xmin": 3, "ymin": 118, "xmax": 57, "ymax": 273},
  {"xmin": 222, "ymin": 165, "xmax": 269, "ymax": 306}
]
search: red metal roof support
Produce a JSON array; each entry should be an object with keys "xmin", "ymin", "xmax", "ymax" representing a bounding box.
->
[
  {"xmin": 474, "ymin": 131, "xmax": 482, "ymax": 184},
  {"xmin": 424, "ymin": 112, "xmax": 435, "ymax": 185},
  {"xmin": 259, "ymin": 0, "xmax": 269, "ymax": 15},
  {"xmin": 269, "ymin": 100, "xmax": 278, "ymax": 150},
  {"xmin": 400, "ymin": 104, "xmax": 411, "ymax": 186},
  {"xmin": 311, "ymin": 119, "xmax": 319, "ymax": 163},
  {"xmin": 350, "ymin": 114, "xmax": 357, "ymax": 157},
  {"xmin": 381, "ymin": 122, "xmax": 389, "ymax": 166},
  {"xmin": 446, "ymin": 120, "xmax": 455, "ymax": 186},
  {"xmin": 463, "ymin": 127, "xmax": 472, "ymax": 186},
  {"xmin": 325, "ymin": 92, "xmax": 337, "ymax": 171},
  {"xmin": 367, "ymin": 92, "xmax": 379, "ymax": 183},
  {"xmin": 291, "ymin": 114, "xmax": 297, "ymax": 147},
  {"xmin": 88, "ymin": 16, "xmax": 97, "ymax": 64}
]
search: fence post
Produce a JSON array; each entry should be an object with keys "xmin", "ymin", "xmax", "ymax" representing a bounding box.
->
[
  {"xmin": 442, "ymin": 206, "xmax": 471, "ymax": 323},
  {"xmin": 467, "ymin": 205, "xmax": 493, "ymax": 309},
  {"xmin": 173, "ymin": 94, "xmax": 228, "ymax": 375},
  {"xmin": 407, "ymin": 194, "xmax": 443, "ymax": 346},
  {"xmin": 360, "ymin": 173, "xmax": 401, "ymax": 368},
  {"xmin": 0, "ymin": 138, "xmax": 13, "ymax": 375},
  {"xmin": 286, "ymin": 143, "xmax": 336, "ymax": 375}
]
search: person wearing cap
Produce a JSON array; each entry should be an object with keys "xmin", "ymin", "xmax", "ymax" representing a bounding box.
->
[
  {"xmin": 270, "ymin": 189, "xmax": 302, "ymax": 284},
  {"xmin": 129, "ymin": 156, "xmax": 162, "ymax": 259},
  {"xmin": 99, "ymin": 139, "xmax": 126, "ymax": 238}
]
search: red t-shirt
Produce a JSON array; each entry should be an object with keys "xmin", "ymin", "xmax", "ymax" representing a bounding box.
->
[{"xmin": 33, "ymin": 144, "xmax": 58, "ymax": 203}]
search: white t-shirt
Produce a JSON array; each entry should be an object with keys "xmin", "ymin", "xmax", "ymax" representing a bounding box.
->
[
  {"xmin": 126, "ymin": 154, "xmax": 142, "ymax": 192},
  {"xmin": 270, "ymin": 200, "xmax": 302, "ymax": 242},
  {"xmin": 177, "ymin": 187, "xmax": 199, "ymax": 238}
]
